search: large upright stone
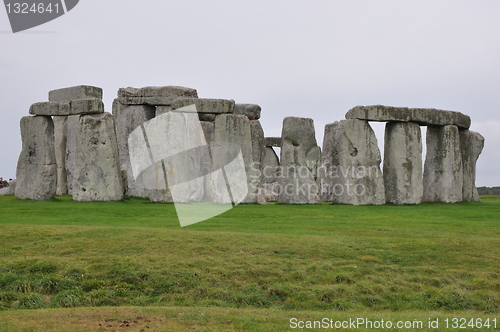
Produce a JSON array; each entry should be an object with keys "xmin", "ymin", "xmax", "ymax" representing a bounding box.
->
[
  {"xmin": 383, "ymin": 122, "xmax": 423, "ymax": 204},
  {"xmin": 423, "ymin": 125, "xmax": 463, "ymax": 203},
  {"xmin": 15, "ymin": 116, "xmax": 56, "ymax": 200},
  {"xmin": 113, "ymin": 100, "xmax": 155, "ymax": 197},
  {"xmin": 319, "ymin": 123, "xmax": 336, "ymax": 202},
  {"xmin": 49, "ymin": 85, "xmax": 103, "ymax": 102},
  {"xmin": 460, "ymin": 130, "xmax": 485, "ymax": 202},
  {"xmin": 278, "ymin": 117, "xmax": 321, "ymax": 204},
  {"xmin": 72, "ymin": 113, "xmax": 124, "ymax": 201},
  {"xmin": 330, "ymin": 119, "xmax": 385, "ymax": 205},
  {"xmin": 260, "ymin": 147, "xmax": 280, "ymax": 202},
  {"xmin": 214, "ymin": 114, "xmax": 255, "ymax": 202},
  {"xmin": 346, "ymin": 105, "xmax": 471, "ymax": 129},
  {"xmin": 200, "ymin": 121, "xmax": 215, "ymax": 201},
  {"xmin": 65, "ymin": 115, "xmax": 80, "ymax": 195},
  {"xmin": 249, "ymin": 120, "xmax": 266, "ymax": 203},
  {"xmin": 53, "ymin": 116, "xmax": 68, "ymax": 196}
]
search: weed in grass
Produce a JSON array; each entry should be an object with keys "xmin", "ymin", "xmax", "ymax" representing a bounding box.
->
[
  {"xmin": 51, "ymin": 290, "xmax": 86, "ymax": 308},
  {"xmin": 16, "ymin": 293, "xmax": 46, "ymax": 309}
]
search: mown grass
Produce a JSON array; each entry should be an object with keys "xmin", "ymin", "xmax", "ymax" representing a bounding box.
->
[
  {"xmin": 0, "ymin": 195, "xmax": 499, "ymax": 330},
  {"xmin": 1, "ymin": 307, "xmax": 500, "ymax": 331}
]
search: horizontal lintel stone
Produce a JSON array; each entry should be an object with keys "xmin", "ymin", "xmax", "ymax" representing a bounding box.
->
[
  {"xmin": 29, "ymin": 99, "xmax": 104, "ymax": 116},
  {"xmin": 264, "ymin": 137, "xmax": 281, "ymax": 147},
  {"xmin": 49, "ymin": 85, "xmax": 102, "ymax": 102},
  {"xmin": 345, "ymin": 105, "xmax": 471, "ymax": 129},
  {"xmin": 171, "ymin": 98, "xmax": 235, "ymax": 114},
  {"xmin": 234, "ymin": 104, "xmax": 261, "ymax": 120},
  {"xmin": 118, "ymin": 86, "xmax": 198, "ymax": 99}
]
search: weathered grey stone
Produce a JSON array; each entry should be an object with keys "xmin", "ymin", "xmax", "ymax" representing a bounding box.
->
[
  {"xmin": 116, "ymin": 97, "xmax": 175, "ymax": 106},
  {"xmin": 0, "ymin": 180, "xmax": 16, "ymax": 195},
  {"xmin": 155, "ymin": 106, "xmax": 171, "ymax": 116},
  {"xmin": 70, "ymin": 99, "xmax": 104, "ymax": 115},
  {"xmin": 213, "ymin": 114, "xmax": 255, "ymax": 203},
  {"xmin": 29, "ymin": 102, "xmax": 70, "ymax": 116},
  {"xmin": 15, "ymin": 116, "xmax": 56, "ymax": 200},
  {"xmin": 29, "ymin": 99, "xmax": 104, "ymax": 116},
  {"xmin": 259, "ymin": 184, "xmax": 279, "ymax": 202},
  {"xmin": 201, "ymin": 121, "xmax": 215, "ymax": 201},
  {"xmin": 261, "ymin": 147, "xmax": 280, "ymax": 202},
  {"xmin": 118, "ymin": 86, "xmax": 198, "ymax": 98},
  {"xmin": 198, "ymin": 113, "xmax": 216, "ymax": 122},
  {"xmin": 138, "ymin": 112, "xmax": 206, "ymax": 203},
  {"xmin": 330, "ymin": 119, "xmax": 385, "ymax": 205},
  {"xmin": 262, "ymin": 147, "xmax": 279, "ymax": 184},
  {"xmin": 113, "ymin": 101, "xmax": 155, "ymax": 197},
  {"xmin": 319, "ymin": 123, "xmax": 336, "ymax": 202},
  {"xmin": 49, "ymin": 85, "xmax": 103, "ymax": 102},
  {"xmin": 460, "ymin": 130, "xmax": 485, "ymax": 202},
  {"xmin": 53, "ymin": 116, "xmax": 68, "ymax": 196},
  {"xmin": 383, "ymin": 122, "xmax": 423, "ymax": 204},
  {"xmin": 278, "ymin": 117, "xmax": 321, "ymax": 204},
  {"xmin": 346, "ymin": 105, "xmax": 471, "ymax": 129},
  {"xmin": 264, "ymin": 137, "xmax": 281, "ymax": 147},
  {"xmin": 172, "ymin": 98, "xmax": 235, "ymax": 114},
  {"xmin": 117, "ymin": 86, "xmax": 198, "ymax": 106},
  {"xmin": 72, "ymin": 113, "xmax": 124, "ymax": 201},
  {"xmin": 249, "ymin": 120, "xmax": 265, "ymax": 196},
  {"xmin": 234, "ymin": 104, "xmax": 261, "ymax": 120},
  {"xmin": 250, "ymin": 121, "xmax": 265, "ymax": 168},
  {"xmin": 65, "ymin": 115, "xmax": 80, "ymax": 195},
  {"xmin": 423, "ymin": 125, "xmax": 463, "ymax": 203}
]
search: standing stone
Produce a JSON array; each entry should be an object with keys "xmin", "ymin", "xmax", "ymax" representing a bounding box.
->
[
  {"xmin": 250, "ymin": 120, "xmax": 265, "ymax": 198},
  {"xmin": 15, "ymin": 116, "xmax": 56, "ymax": 200},
  {"xmin": 72, "ymin": 113, "xmax": 124, "ymax": 201},
  {"xmin": 260, "ymin": 147, "xmax": 280, "ymax": 202},
  {"xmin": 319, "ymin": 123, "xmax": 336, "ymax": 202},
  {"xmin": 383, "ymin": 122, "xmax": 423, "ymax": 204},
  {"xmin": 423, "ymin": 125, "xmax": 463, "ymax": 203},
  {"xmin": 200, "ymin": 121, "xmax": 215, "ymax": 201},
  {"xmin": 113, "ymin": 100, "xmax": 155, "ymax": 197},
  {"xmin": 65, "ymin": 115, "xmax": 81, "ymax": 195},
  {"xmin": 213, "ymin": 114, "xmax": 255, "ymax": 203},
  {"xmin": 330, "ymin": 119, "xmax": 385, "ymax": 205},
  {"xmin": 53, "ymin": 116, "xmax": 68, "ymax": 196},
  {"xmin": 460, "ymin": 130, "xmax": 485, "ymax": 202},
  {"xmin": 278, "ymin": 117, "xmax": 321, "ymax": 204}
]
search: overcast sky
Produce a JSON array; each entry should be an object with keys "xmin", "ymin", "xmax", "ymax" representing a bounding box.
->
[{"xmin": 1, "ymin": 0, "xmax": 499, "ymax": 186}]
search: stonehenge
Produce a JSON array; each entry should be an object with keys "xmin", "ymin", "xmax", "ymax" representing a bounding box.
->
[{"xmin": 13, "ymin": 85, "xmax": 485, "ymax": 207}]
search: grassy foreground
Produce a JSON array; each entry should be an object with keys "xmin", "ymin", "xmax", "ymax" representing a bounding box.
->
[{"xmin": 0, "ymin": 195, "xmax": 499, "ymax": 330}]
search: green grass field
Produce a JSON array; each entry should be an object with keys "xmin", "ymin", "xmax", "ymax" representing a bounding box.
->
[{"xmin": 0, "ymin": 195, "xmax": 499, "ymax": 331}]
